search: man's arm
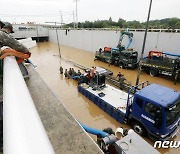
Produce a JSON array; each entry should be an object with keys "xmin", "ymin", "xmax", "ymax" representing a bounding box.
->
[{"xmin": 0, "ymin": 31, "xmax": 29, "ymax": 54}]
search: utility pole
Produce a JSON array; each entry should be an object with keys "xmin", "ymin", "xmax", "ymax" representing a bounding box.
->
[
  {"xmin": 135, "ymin": 0, "xmax": 153, "ymax": 86},
  {"xmin": 36, "ymin": 23, "xmax": 40, "ymax": 43},
  {"xmin": 45, "ymin": 22, "xmax": 61, "ymax": 59},
  {"xmin": 76, "ymin": 0, "xmax": 78, "ymax": 28},
  {"xmin": 73, "ymin": 10, "xmax": 76, "ymax": 29},
  {"xmin": 60, "ymin": 10, "xmax": 63, "ymax": 29},
  {"xmin": 74, "ymin": 0, "xmax": 79, "ymax": 28}
]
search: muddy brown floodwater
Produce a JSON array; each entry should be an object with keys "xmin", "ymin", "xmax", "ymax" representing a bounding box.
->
[{"xmin": 30, "ymin": 42, "xmax": 179, "ymax": 154}]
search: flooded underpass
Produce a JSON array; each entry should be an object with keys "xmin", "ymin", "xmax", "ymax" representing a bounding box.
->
[{"xmin": 30, "ymin": 42, "xmax": 179, "ymax": 154}]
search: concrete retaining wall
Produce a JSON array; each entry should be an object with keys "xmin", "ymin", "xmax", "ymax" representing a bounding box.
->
[
  {"xmin": 13, "ymin": 29, "xmax": 49, "ymax": 38},
  {"xmin": 49, "ymin": 29, "xmax": 180, "ymax": 57}
]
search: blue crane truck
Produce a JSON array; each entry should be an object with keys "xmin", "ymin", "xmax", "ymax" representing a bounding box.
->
[{"xmin": 78, "ymin": 81, "xmax": 180, "ymax": 141}]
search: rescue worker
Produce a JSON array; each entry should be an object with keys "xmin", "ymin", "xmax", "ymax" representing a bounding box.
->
[
  {"xmin": 87, "ymin": 71, "xmax": 91, "ymax": 83},
  {"xmin": 71, "ymin": 68, "xmax": 76, "ymax": 76},
  {"xmin": 0, "ymin": 95, "xmax": 2, "ymax": 152},
  {"xmin": 68, "ymin": 68, "xmax": 72, "ymax": 77},
  {"xmin": 0, "ymin": 22, "xmax": 27, "ymax": 152},
  {"xmin": 90, "ymin": 66, "xmax": 95, "ymax": 78},
  {"xmin": 116, "ymin": 72, "xmax": 123, "ymax": 81},
  {"xmin": 64, "ymin": 69, "xmax": 68, "ymax": 77},
  {"xmin": 59, "ymin": 66, "xmax": 63, "ymax": 74},
  {"xmin": 89, "ymin": 66, "xmax": 95, "ymax": 86},
  {"xmin": 0, "ymin": 21, "xmax": 5, "ymax": 79},
  {"xmin": 0, "ymin": 21, "xmax": 5, "ymax": 29},
  {"xmin": 77, "ymin": 70, "xmax": 82, "ymax": 76},
  {"xmin": 0, "ymin": 21, "xmax": 4, "ymax": 152},
  {"xmin": 2, "ymin": 22, "xmax": 14, "ymax": 33},
  {"xmin": 99, "ymin": 47, "xmax": 102, "ymax": 54},
  {"xmin": 0, "ymin": 22, "xmax": 31, "ymax": 62}
]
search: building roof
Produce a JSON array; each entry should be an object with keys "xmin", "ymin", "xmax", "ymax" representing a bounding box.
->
[{"xmin": 136, "ymin": 84, "xmax": 180, "ymax": 107}]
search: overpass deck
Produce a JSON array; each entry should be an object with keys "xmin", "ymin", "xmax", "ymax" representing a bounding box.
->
[{"xmin": 26, "ymin": 65, "xmax": 102, "ymax": 154}]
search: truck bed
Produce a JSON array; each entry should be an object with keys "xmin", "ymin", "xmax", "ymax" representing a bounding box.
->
[
  {"xmin": 78, "ymin": 84, "xmax": 133, "ymax": 123},
  {"xmin": 141, "ymin": 59, "xmax": 174, "ymax": 71}
]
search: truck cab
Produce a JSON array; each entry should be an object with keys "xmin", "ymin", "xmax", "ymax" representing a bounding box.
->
[{"xmin": 129, "ymin": 84, "xmax": 180, "ymax": 141}]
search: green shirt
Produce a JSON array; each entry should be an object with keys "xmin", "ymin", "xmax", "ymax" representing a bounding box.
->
[{"xmin": 0, "ymin": 30, "xmax": 29, "ymax": 54}]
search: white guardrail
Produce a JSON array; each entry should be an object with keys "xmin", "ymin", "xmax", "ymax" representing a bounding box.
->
[{"xmin": 3, "ymin": 56, "xmax": 55, "ymax": 154}]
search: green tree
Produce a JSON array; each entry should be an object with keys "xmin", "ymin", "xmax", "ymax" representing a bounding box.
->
[
  {"xmin": 175, "ymin": 21, "xmax": 180, "ymax": 28},
  {"xmin": 83, "ymin": 21, "xmax": 94, "ymax": 28},
  {"xmin": 167, "ymin": 18, "xmax": 179, "ymax": 29},
  {"xmin": 64, "ymin": 17, "xmax": 180, "ymax": 29},
  {"xmin": 118, "ymin": 18, "xmax": 126, "ymax": 28},
  {"xmin": 126, "ymin": 20, "xmax": 141, "ymax": 29},
  {"xmin": 108, "ymin": 17, "xmax": 112, "ymax": 22}
]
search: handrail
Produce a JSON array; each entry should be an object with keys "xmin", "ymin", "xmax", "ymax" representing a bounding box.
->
[
  {"xmin": 3, "ymin": 56, "xmax": 55, "ymax": 154},
  {"xmin": 47, "ymin": 27, "xmax": 180, "ymax": 33}
]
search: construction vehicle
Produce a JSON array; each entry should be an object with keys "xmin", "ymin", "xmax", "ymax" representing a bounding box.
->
[
  {"xmin": 78, "ymin": 81, "xmax": 180, "ymax": 141},
  {"xmin": 94, "ymin": 29, "xmax": 138, "ymax": 69},
  {"xmin": 141, "ymin": 51, "xmax": 180, "ymax": 84}
]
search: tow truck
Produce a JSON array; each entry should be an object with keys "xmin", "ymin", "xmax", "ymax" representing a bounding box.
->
[
  {"xmin": 94, "ymin": 29, "xmax": 138, "ymax": 69},
  {"xmin": 141, "ymin": 51, "xmax": 180, "ymax": 84}
]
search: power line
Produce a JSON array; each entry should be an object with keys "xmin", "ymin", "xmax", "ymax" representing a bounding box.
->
[
  {"xmin": 0, "ymin": 11, "xmax": 74, "ymax": 17},
  {"xmin": 0, "ymin": 11, "xmax": 75, "ymax": 24}
]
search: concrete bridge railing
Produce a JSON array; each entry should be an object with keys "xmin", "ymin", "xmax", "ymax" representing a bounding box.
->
[{"xmin": 3, "ymin": 56, "xmax": 55, "ymax": 154}]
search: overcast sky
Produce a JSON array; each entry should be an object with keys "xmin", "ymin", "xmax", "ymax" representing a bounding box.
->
[{"xmin": 0, "ymin": 0, "xmax": 179, "ymax": 24}]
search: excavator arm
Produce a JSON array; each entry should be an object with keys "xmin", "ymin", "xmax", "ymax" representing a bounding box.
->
[{"xmin": 117, "ymin": 29, "xmax": 133, "ymax": 49}]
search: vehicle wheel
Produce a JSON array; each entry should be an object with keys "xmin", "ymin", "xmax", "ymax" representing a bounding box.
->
[
  {"xmin": 149, "ymin": 69, "xmax": 158, "ymax": 77},
  {"xmin": 119, "ymin": 63, "xmax": 125, "ymax": 69},
  {"xmin": 132, "ymin": 122, "xmax": 147, "ymax": 136},
  {"xmin": 114, "ymin": 61, "xmax": 118, "ymax": 66}
]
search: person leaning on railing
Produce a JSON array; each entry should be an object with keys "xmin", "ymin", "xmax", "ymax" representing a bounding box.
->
[
  {"xmin": 0, "ymin": 21, "xmax": 5, "ymax": 29},
  {"xmin": 0, "ymin": 22, "xmax": 31, "ymax": 152},
  {"xmin": 0, "ymin": 21, "xmax": 31, "ymax": 76}
]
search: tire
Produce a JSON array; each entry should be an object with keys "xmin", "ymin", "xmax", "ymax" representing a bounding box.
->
[
  {"xmin": 132, "ymin": 122, "xmax": 147, "ymax": 136},
  {"xmin": 149, "ymin": 69, "xmax": 158, "ymax": 77},
  {"xmin": 114, "ymin": 61, "xmax": 119, "ymax": 66},
  {"xmin": 119, "ymin": 63, "xmax": 125, "ymax": 69}
]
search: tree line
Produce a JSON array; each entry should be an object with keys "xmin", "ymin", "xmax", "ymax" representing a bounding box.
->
[{"xmin": 64, "ymin": 17, "xmax": 180, "ymax": 29}]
